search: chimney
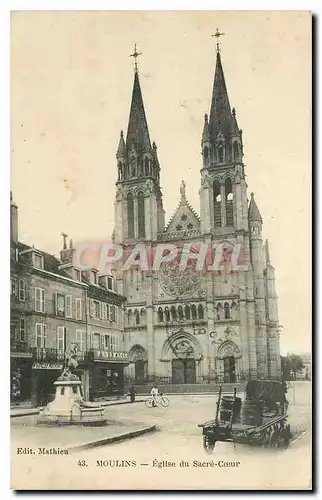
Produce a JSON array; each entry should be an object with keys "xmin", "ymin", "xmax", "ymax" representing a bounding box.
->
[
  {"xmin": 60, "ymin": 234, "xmax": 74, "ymax": 264},
  {"xmin": 10, "ymin": 192, "xmax": 18, "ymax": 244}
]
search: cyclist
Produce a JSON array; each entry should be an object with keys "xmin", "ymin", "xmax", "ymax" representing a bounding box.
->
[{"xmin": 150, "ymin": 384, "xmax": 159, "ymax": 407}]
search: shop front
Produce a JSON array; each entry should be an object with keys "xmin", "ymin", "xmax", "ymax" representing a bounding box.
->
[
  {"xmin": 10, "ymin": 355, "xmax": 33, "ymax": 404},
  {"xmin": 89, "ymin": 350, "xmax": 129, "ymax": 400}
]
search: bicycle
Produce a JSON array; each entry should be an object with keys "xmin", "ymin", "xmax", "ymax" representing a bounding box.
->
[{"xmin": 145, "ymin": 393, "xmax": 170, "ymax": 408}]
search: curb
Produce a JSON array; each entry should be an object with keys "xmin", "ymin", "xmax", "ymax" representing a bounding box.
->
[
  {"xmin": 68, "ymin": 424, "xmax": 157, "ymax": 452},
  {"xmin": 11, "ymin": 410, "xmax": 39, "ymax": 418},
  {"xmin": 98, "ymin": 399, "xmax": 145, "ymax": 407},
  {"xmin": 10, "ymin": 400, "xmax": 146, "ymax": 418}
]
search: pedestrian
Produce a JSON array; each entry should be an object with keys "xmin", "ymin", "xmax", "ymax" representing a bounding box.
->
[
  {"xmin": 129, "ymin": 386, "xmax": 136, "ymax": 403},
  {"xmin": 150, "ymin": 384, "xmax": 159, "ymax": 407}
]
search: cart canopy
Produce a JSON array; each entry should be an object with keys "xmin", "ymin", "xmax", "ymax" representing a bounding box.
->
[{"xmin": 245, "ymin": 380, "xmax": 286, "ymax": 404}]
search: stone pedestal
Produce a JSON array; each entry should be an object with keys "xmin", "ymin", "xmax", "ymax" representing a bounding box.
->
[{"xmin": 38, "ymin": 373, "xmax": 106, "ymax": 426}]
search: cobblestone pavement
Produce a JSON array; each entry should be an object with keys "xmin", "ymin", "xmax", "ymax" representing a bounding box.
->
[{"xmin": 11, "ymin": 383, "xmax": 311, "ymax": 490}]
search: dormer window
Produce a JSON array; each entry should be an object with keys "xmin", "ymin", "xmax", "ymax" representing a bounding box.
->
[
  {"xmin": 107, "ymin": 275, "xmax": 115, "ymax": 292},
  {"xmin": 33, "ymin": 253, "xmax": 44, "ymax": 270}
]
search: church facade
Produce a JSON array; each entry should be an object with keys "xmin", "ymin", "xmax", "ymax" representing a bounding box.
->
[{"xmin": 113, "ymin": 45, "xmax": 281, "ymax": 385}]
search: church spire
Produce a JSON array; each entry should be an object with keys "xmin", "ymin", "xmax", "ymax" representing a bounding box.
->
[
  {"xmin": 125, "ymin": 67, "xmax": 152, "ymax": 154},
  {"xmin": 208, "ymin": 50, "xmax": 239, "ymax": 143}
]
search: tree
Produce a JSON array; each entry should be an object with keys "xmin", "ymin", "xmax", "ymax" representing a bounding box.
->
[{"xmin": 281, "ymin": 354, "xmax": 304, "ymax": 380}]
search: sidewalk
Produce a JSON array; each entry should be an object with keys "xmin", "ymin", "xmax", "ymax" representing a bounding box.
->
[
  {"xmin": 11, "ymin": 412, "xmax": 156, "ymax": 452},
  {"xmin": 11, "ymin": 398, "xmax": 145, "ymax": 418}
]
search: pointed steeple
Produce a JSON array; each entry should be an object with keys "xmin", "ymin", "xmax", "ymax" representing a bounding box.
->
[
  {"xmin": 126, "ymin": 71, "xmax": 152, "ymax": 154},
  {"xmin": 248, "ymin": 193, "xmax": 262, "ymax": 223},
  {"xmin": 209, "ymin": 52, "xmax": 239, "ymax": 143},
  {"xmin": 116, "ymin": 130, "xmax": 126, "ymax": 158}
]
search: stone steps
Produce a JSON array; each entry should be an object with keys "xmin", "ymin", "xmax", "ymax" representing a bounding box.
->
[{"xmin": 125, "ymin": 382, "xmax": 246, "ymax": 395}]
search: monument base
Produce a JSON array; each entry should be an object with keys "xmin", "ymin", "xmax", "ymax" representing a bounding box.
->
[{"xmin": 38, "ymin": 373, "xmax": 106, "ymax": 426}]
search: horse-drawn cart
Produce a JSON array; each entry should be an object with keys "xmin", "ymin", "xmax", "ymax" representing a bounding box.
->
[{"xmin": 198, "ymin": 380, "xmax": 291, "ymax": 453}]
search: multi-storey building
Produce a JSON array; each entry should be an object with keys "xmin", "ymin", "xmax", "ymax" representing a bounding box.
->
[
  {"xmin": 113, "ymin": 43, "xmax": 281, "ymax": 385},
  {"xmin": 10, "ymin": 195, "xmax": 127, "ymax": 406}
]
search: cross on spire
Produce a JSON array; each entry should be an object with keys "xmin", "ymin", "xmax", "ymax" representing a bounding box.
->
[
  {"xmin": 212, "ymin": 28, "xmax": 225, "ymax": 52},
  {"xmin": 129, "ymin": 43, "xmax": 142, "ymax": 72}
]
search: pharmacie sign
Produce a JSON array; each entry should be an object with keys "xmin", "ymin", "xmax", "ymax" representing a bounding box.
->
[
  {"xmin": 32, "ymin": 362, "xmax": 64, "ymax": 370},
  {"xmin": 94, "ymin": 350, "xmax": 128, "ymax": 362}
]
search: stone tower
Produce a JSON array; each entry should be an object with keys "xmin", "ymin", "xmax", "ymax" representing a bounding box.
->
[
  {"xmin": 113, "ymin": 69, "xmax": 165, "ymax": 243},
  {"xmin": 115, "ymin": 43, "xmax": 281, "ymax": 386}
]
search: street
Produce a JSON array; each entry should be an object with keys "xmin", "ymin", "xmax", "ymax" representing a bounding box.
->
[{"xmin": 11, "ymin": 383, "xmax": 311, "ymax": 490}]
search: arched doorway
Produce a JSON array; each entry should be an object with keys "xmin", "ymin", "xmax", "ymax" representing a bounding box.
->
[
  {"xmin": 129, "ymin": 345, "xmax": 148, "ymax": 384},
  {"xmin": 216, "ymin": 340, "xmax": 240, "ymax": 384},
  {"xmin": 161, "ymin": 329, "xmax": 203, "ymax": 385},
  {"xmin": 223, "ymin": 355, "xmax": 236, "ymax": 383}
]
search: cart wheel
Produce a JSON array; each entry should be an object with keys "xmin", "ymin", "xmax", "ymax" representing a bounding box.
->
[
  {"xmin": 269, "ymin": 430, "xmax": 290, "ymax": 449},
  {"xmin": 145, "ymin": 398, "xmax": 153, "ymax": 408},
  {"xmin": 203, "ymin": 436, "xmax": 215, "ymax": 454}
]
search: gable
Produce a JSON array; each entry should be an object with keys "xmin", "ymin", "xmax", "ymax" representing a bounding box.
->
[{"xmin": 165, "ymin": 199, "xmax": 200, "ymax": 234}]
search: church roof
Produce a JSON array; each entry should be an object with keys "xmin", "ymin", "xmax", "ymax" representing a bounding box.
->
[
  {"xmin": 125, "ymin": 71, "xmax": 152, "ymax": 154},
  {"xmin": 209, "ymin": 52, "xmax": 240, "ymax": 143},
  {"xmin": 248, "ymin": 192, "xmax": 262, "ymax": 223}
]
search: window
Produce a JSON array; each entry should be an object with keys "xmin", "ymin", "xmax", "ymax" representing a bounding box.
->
[
  {"xmin": 60, "ymin": 387, "xmax": 65, "ymax": 396},
  {"xmin": 138, "ymin": 192, "xmax": 146, "ymax": 238},
  {"xmin": 11, "ymin": 278, "xmax": 17, "ymax": 296},
  {"xmin": 94, "ymin": 301, "xmax": 100, "ymax": 318},
  {"xmin": 233, "ymin": 141, "xmax": 239, "ymax": 160},
  {"xmin": 191, "ymin": 304, "xmax": 197, "ymax": 320},
  {"xmin": 55, "ymin": 293, "xmax": 65, "ymax": 316},
  {"xmin": 33, "ymin": 253, "xmax": 44, "ymax": 269},
  {"xmin": 184, "ymin": 305, "xmax": 191, "ymax": 320},
  {"xmin": 110, "ymin": 335, "xmax": 121, "ymax": 351},
  {"xmin": 92, "ymin": 271, "xmax": 98, "ymax": 285},
  {"xmin": 134, "ymin": 308, "xmax": 139, "ymax": 325},
  {"xmin": 127, "ymin": 193, "xmax": 134, "ymax": 238},
  {"xmin": 76, "ymin": 298, "xmax": 82, "ymax": 320},
  {"xmin": 99, "ymin": 301, "xmax": 104, "ymax": 319},
  {"xmin": 107, "ymin": 276, "xmax": 114, "ymax": 291},
  {"xmin": 218, "ymin": 145, "xmax": 224, "ymax": 163},
  {"xmin": 105, "ymin": 303, "xmax": 110, "ymax": 321},
  {"xmin": 225, "ymin": 178, "xmax": 234, "ymax": 226},
  {"xmin": 65, "ymin": 295, "xmax": 73, "ymax": 318},
  {"xmin": 104, "ymin": 334, "xmax": 110, "ymax": 349},
  {"xmin": 76, "ymin": 330, "xmax": 85, "ymax": 351},
  {"xmin": 178, "ymin": 305, "xmax": 184, "ymax": 321},
  {"xmin": 165, "ymin": 307, "xmax": 170, "ymax": 322},
  {"xmin": 19, "ymin": 318, "xmax": 26, "ymax": 342},
  {"xmin": 158, "ymin": 307, "xmax": 164, "ymax": 323},
  {"xmin": 224, "ymin": 302, "xmax": 230, "ymax": 319},
  {"xmin": 213, "ymin": 180, "xmax": 221, "ymax": 228},
  {"xmin": 57, "ymin": 326, "xmax": 65, "ymax": 351},
  {"xmin": 171, "ymin": 306, "xmax": 177, "ymax": 322},
  {"xmin": 92, "ymin": 333, "xmax": 100, "ymax": 349},
  {"xmin": 198, "ymin": 304, "xmax": 204, "ymax": 320},
  {"xmin": 36, "ymin": 323, "xmax": 46, "ymax": 348},
  {"xmin": 18, "ymin": 280, "xmax": 26, "ymax": 301},
  {"xmin": 35, "ymin": 287, "xmax": 45, "ymax": 313}
]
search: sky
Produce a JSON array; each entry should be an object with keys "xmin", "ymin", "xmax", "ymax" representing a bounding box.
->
[{"xmin": 10, "ymin": 11, "xmax": 311, "ymax": 355}]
